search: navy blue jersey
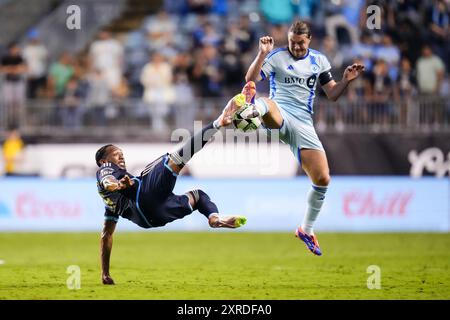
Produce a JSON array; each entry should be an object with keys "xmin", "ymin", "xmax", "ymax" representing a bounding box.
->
[
  {"xmin": 96, "ymin": 162, "xmax": 139, "ymax": 222},
  {"xmin": 96, "ymin": 156, "xmax": 194, "ymax": 229}
]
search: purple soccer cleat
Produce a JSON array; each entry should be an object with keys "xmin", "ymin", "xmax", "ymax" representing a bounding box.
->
[{"xmin": 295, "ymin": 227, "xmax": 322, "ymax": 256}]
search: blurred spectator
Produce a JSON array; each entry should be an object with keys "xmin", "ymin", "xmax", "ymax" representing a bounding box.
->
[
  {"xmin": 85, "ymin": 69, "xmax": 112, "ymax": 126},
  {"xmin": 236, "ymin": 15, "xmax": 256, "ymax": 53},
  {"xmin": 374, "ymin": 34, "xmax": 400, "ymax": 81},
  {"xmin": 140, "ymin": 52, "xmax": 175, "ymax": 131},
  {"xmin": 164, "ymin": 0, "xmax": 187, "ymax": 15},
  {"xmin": 0, "ymin": 0, "xmax": 446, "ymax": 134},
  {"xmin": 188, "ymin": 44, "xmax": 223, "ymax": 97},
  {"xmin": 234, "ymin": 15, "xmax": 258, "ymax": 72},
  {"xmin": 123, "ymin": 31, "xmax": 149, "ymax": 98},
  {"xmin": 113, "ymin": 75, "xmax": 130, "ymax": 100},
  {"xmin": 324, "ymin": 0, "xmax": 361, "ymax": 46},
  {"xmin": 193, "ymin": 21, "xmax": 222, "ymax": 47},
  {"xmin": 186, "ymin": 0, "xmax": 213, "ymax": 14},
  {"xmin": 427, "ymin": 0, "xmax": 449, "ymax": 69},
  {"xmin": 173, "ymin": 72, "xmax": 195, "ymax": 128},
  {"xmin": 268, "ymin": 24, "xmax": 289, "ymax": 48},
  {"xmin": 428, "ymin": 1, "xmax": 449, "ymax": 39},
  {"xmin": 2, "ymin": 128, "xmax": 24, "ymax": 176},
  {"xmin": 296, "ymin": 0, "xmax": 318, "ymax": 22},
  {"xmin": 350, "ymin": 32, "xmax": 375, "ymax": 71},
  {"xmin": 22, "ymin": 30, "xmax": 48, "ymax": 98},
  {"xmin": 366, "ymin": 59, "xmax": 394, "ymax": 126},
  {"xmin": 394, "ymin": 16, "xmax": 422, "ymax": 67},
  {"xmin": 416, "ymin": 44, "xmax": 446, "ymax": 125},
  {"xmin": 211, "ymin": 0, "xmax": 228, "ymax": 16},
  {"xmin": 110, "ymin": 74, "xmax": 130, "ymax": 125},
  {"xmin": 394, "ymin": 57, "xmax": 416, "ymax": 125},
  {"xmin": 395, "ymin": 57, "xmax": 416, "ymax": 99},
  {"xmin": 89, "ymin": 30, "xmax": 123, "ymax": 91},
  {"xmin": 145, "ymin": 9, "xmax": 178, "ymax": 53},
  {"xmin": 260, "ymin": 0, "xmax": 294, "ymax": 24},
  {"xmin": 341, "ymin": 0, "xmax": 365, "ymax": 38},
  {"xmin": 416, "ymin": 45, "xmax": 445, "ymax": 94},
  {"xmin": 345, "ymin": 56, "xmax": 372, "ymax": 125},
  {"xmin": 59, "ymin": 77, "xmax": 85, "ymax": 128},
  {"xmin": 393, "ymin": 0, "xmax": 422, "ymax": 26},
  {"xmin": 0, "ymin": 43, "xmax": 27, "ymax": 129},
  {"xmin": 173, "ymin": 51, "xmax": 192, "ymax": 76},
  {"xmin": 221, "ymin": 22, "xmax": 246, "ymax": 91},
  {"xmin": 347, "ymin": 56, "xmax": 371, "ymax": 102},
  {"xmin": 320, "ymin": 36, "xmax": 344, "ymax": 71},
  {"xmin": 47, "ymin": 52, "xmax": 74, "ymax": 98}
]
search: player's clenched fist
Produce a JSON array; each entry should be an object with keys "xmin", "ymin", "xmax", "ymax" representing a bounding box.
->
[
  {"xmin": 259, "ymin": 36, "xmax": 274, "ymax": 56},
  {"xmin": 118, "ymin": 175, "xmax": 134, "ymax": 190}
]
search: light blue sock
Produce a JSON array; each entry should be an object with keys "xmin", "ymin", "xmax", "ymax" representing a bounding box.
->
[
  {"xmin": 301, "ymin": 185, "xmax": 328, "ymax": 234},
  {"xmin": 254, "ymin": 97, "xmax": 269, "ymax": 117}
]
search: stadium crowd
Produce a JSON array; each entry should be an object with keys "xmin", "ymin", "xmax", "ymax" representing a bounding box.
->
[{"xmin": 0, "ymin": 0, "xmax": 449, "ymax": 132}]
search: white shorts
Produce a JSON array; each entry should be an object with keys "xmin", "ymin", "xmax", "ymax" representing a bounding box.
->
[{"xmin": 261, "ymin": 99, "xmax": 325, "ymax": 161}]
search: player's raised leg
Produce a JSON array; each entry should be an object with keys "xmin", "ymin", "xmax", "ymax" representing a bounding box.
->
[
  {"xmin": 167, "ymin": 82, "xmax": 258, "ymax": 173},
  {"xmin": 295, "ymin": 149, "xmax": 330, "ymax": 256},
  {"xmin": 141, "ymin": 94, "xmax": 246, "ymax": 199},
  {"xmin": 253, "ymin": 97, "xmax": 285, "ymax": 129},
  {"xmin": 239, "ymin": 83, "xmax": 284, "ymax": 130},
  {"xmin": 161, "ymin": 88, "xmax": 250, "ymax": 228}
]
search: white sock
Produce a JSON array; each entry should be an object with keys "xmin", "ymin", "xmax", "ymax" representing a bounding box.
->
[
  {"xmin": 301, "ymin": 185, "xmax": 328, "ymax": 234},
  {"xmin": 254, "ymin": 98, "xmax": 269, "ymax": 117}
]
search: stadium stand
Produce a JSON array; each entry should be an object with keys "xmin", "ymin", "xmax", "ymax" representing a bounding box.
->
[{"xmin": 0, "ymin": 0, "xmax": 449, "ymax": 143}]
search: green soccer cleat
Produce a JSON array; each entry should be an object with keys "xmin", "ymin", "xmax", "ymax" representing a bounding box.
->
[
  {"xmin": 209, "ymin": 214, "xmax": 247, "ymax": 229},
  {"xmin": 235, "ymin": 216, "xmax": 247, "ymax": 228}
]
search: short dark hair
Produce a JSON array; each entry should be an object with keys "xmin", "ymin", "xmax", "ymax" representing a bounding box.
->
[
  {"xmin": 289, "ymin": 21, "xmax": 311, "ymax": 38},
  {"xmin": 95, "ymin": 144, "xmax": 114, "ymax": 167}
]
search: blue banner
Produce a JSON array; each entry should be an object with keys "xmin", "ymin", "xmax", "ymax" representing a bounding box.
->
[{"xmin": 0, "ymin": 177, "xmax": 448, "ymax": 232}]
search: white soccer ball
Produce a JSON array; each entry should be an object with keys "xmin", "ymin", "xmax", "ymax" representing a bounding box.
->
[{"xmin": 232, "ymin": 103, "xmax": 261, "ymax": 132}]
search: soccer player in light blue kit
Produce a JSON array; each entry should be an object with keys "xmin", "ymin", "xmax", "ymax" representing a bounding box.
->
[{"xmin": 245, "ymin": 21, "xmax": 365, "ymax": 255}]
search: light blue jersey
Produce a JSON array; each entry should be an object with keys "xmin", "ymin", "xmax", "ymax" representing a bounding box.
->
[
  {"xmin": 260, "ymin": 47, "xmax": 331, "ymax": 116},
  {"xmin": 257, "ymin": 47, "xmax": 333, "ymax": 153}
]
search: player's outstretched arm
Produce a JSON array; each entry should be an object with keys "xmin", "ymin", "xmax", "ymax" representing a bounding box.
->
[
  {"xmin": 245, "ymin": 36, "xmax": 274, "ymax": 82},
  {"xmin": 101, "ymin": 220, "xmax": 116, "ymax": 285},
  {"xmin": 322, "ymin": 63, "xmax": 365, "ymax": 101}
]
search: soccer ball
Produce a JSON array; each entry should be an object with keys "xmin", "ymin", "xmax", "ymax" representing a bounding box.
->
[{"xmin": 232, "ymin": 103, "xmax": 261, "ymax": 132}]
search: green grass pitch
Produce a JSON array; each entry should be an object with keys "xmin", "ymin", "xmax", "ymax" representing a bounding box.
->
[{"xmin": 0, "ymin": 232, "xmax": 449, "ymax": 299}]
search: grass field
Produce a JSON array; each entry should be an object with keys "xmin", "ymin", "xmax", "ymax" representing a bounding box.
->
[{"xmin": 0, "ymin": 232, "xmax": 449, "ymax": 300}]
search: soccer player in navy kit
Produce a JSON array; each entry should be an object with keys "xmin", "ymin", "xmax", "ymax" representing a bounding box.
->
[{"xmin": 96, "ymin": 95, "xmax": 248, "ymax": 285}]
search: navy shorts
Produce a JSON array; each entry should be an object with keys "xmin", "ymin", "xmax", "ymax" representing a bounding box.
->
[{"xmin": 135, "ymin": 154, "xmax": 193, "ymax": 228}]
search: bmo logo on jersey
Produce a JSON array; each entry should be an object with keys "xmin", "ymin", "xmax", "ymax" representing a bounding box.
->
[{"xmin": 284, "ymin": 75, "xmax": 317, "ymax": 88}]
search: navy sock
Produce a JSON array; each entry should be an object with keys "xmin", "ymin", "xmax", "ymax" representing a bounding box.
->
[{"xmin": 188, "ymin": 189, "xmax": 218, "ymax": 219}]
